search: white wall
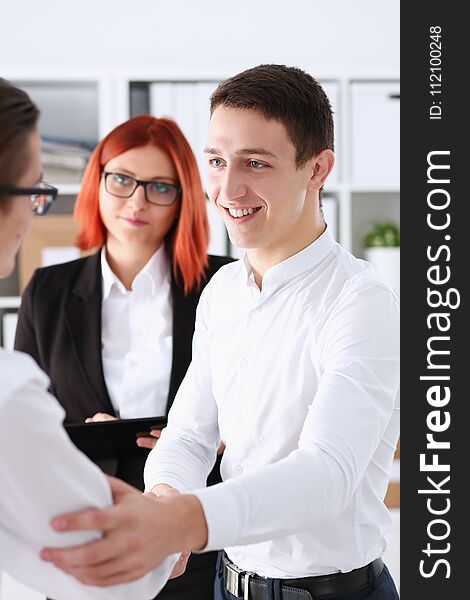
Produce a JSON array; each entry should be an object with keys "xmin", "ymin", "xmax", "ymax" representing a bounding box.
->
[{"xmin": 1, "ymin": 0, "xmax": 399, "ymax": 74}]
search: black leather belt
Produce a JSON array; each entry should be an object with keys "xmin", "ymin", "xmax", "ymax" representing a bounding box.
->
[{"xmin": 222, "ymin": 553, "xmax": 384, "ymax": 600}]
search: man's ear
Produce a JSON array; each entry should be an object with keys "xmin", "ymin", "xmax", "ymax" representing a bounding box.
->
[{"xmin": 307, "ymin": 149, "xmax": 335, "ymax": 191}]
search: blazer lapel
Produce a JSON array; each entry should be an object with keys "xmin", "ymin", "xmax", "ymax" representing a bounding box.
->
[
  {"xmin": 64, "ymin": 253, "xmax": 115, "ymax": 416},
  {"xmin": 167, "ymin": 273, "xmax": 199, "ymax": 412}
]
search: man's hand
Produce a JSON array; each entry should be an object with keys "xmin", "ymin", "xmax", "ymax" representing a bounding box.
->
[
  {"xmin": 169, "ymin": 551, "xmax": 191, "ymax": 579},
  {"xmin": 40, "ymin": 476, "xmax": 208, "ymax": 587},
  {"xmin": 143, "ymin": 487, "xmax": 191, "ymax": 579}
]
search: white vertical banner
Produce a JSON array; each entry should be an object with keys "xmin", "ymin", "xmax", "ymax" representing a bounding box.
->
[
  {"xmin": 195, "ymin": 82, "xmax": 227, "ymax": 257},
  {"xmin": 194, "ymin": 81, "xmax": 219, "ymax": 188},
  {"xmin": 322, "ymin": 196, "xmax": 338, "ymax": 241},
  {"xmin": 320, "ymin": 81, "xmax": 339, "ymax": 184},
  {"xmin": 149, "ymin": 83, "xmax": 174, "ymax": 119},
  {"xmin": 172, "ymin": 83, "xmax": 197, "ymax": 156}
]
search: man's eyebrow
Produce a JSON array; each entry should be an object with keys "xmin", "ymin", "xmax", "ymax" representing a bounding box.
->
[{"xmin": 203, "ymin": 146, "xmax": 278, "ymax": 159}]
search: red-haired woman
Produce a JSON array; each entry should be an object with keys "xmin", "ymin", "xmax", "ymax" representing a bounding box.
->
[{"xmin": 15, "ymin": 115, "xmax": 231, "ymax": 600}]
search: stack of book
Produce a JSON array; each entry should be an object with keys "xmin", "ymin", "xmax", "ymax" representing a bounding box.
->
[{"xmin": 41, "ymin": 137, "xmax": 95, "ymax": 183}]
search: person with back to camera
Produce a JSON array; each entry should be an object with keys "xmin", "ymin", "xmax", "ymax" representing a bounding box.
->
[
  {"xmin": 14, "ymin": 113, "xmax": 232, "ymax": 599},
  {"xmin": 0, "ymin": 78, "xmax": 181, "ymax": 600},
  {"xmin": 42, "ymin": 65, "xmax": 400, "ymax": 600}
]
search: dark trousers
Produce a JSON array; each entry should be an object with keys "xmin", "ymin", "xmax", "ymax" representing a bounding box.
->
[
  {"xmin": 159, "ymin": 551, "xmax": 217, "ymax": 599},
  {"xmin": 214, "ymin": 552, "xmax": 399, "ymax": 600}
]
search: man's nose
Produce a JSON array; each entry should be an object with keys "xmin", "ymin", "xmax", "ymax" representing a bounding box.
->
[{"xmin": 220, "ymin": 167, "xmax": 248, "ymax": 202}]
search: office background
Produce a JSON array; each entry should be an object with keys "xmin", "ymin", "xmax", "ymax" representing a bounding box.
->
[{"xmin": 0, "ymin": 1, "xmax": 400, "ymax": 598}]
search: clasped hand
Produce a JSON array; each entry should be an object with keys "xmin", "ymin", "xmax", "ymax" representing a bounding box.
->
[{"xmin": 40, "ymin": 476, "xmax": 203, "ymax": 586}]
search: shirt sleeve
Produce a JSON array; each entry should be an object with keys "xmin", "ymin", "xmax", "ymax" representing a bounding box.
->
[
  {"xmin": 192, "ymin": 283, "xmax": 400, "ymax": 551},
  {"xmin": 0, "ymin": 351, "xmax": 175, "ymax": 600},
  {"xmin": 144, "ymin": 282, "xmax": 220, "ymax": 493}
]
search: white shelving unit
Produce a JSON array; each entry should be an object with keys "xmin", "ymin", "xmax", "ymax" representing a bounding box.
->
[
  {"xmin": 0, "ymin": 64, "xmax": 400, "ymax": 303},
  {"xmin": 1, "ymin": 65, "xmax": 399, "ymax": 261}
]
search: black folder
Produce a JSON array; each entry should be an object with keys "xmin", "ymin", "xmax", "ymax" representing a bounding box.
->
[{"xmin": 64, "ymin": 416, "xmax": 167, "ymax": 460}]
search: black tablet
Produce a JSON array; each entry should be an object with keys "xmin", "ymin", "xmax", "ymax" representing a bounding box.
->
[{"xmin": 64, "ymin": 416, "xmax": 167, "ymax": 461}]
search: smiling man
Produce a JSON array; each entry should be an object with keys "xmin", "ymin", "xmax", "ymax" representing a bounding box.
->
[
  {"xmin": 204, "ymin": 104, "xmax": 329, "ymax": 282},
  {"xmin": 43, "ymin": 65, "xmax": 400, "ymax": 600}
]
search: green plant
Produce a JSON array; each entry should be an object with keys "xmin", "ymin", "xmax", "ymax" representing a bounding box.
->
[{"xmin": 364, "ymin": 221, "xmax": 400, "ymax": 248}]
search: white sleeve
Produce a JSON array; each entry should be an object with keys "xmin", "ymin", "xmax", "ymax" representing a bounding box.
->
[
  {"xmin": 144, "ymin": 283, "xmax": 220, "ymax": 493},
  {"xmin": 0, "ymin": 351, "xmax": 175, "ymax": 600},
  {"xmin": 192, "ymin": 284, "xmax": 400, "ymax": 550}
]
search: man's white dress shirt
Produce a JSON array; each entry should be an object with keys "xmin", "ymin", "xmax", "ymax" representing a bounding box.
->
[
  {"xmin": 0, "ymin": 348, "xmax": 176, "ymax": 600},
  {"xmin": 145, "ymin": 228, "xmax": 400, "ymax": 578},
  {"xmin": 101, "ymin": 246, "xmax": 173, "ymax": 418}
]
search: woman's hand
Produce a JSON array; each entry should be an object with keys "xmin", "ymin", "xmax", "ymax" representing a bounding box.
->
[
  {"xmin": 85, "ymin": 413, "xmax": 117, "ymax": 423},
  {"xmin": 136, "ymin": 428, "xmax": 161, "ymax": 449}
]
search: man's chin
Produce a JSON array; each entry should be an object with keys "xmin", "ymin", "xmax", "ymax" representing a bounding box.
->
[{"xmin": 227, "ymin": 236, "xmax": 254, "ymax": 250}]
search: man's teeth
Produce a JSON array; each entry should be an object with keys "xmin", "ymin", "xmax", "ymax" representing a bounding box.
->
[{"xmin": 228, "ymin": 207, "xmax": 256, "ymax": 218}]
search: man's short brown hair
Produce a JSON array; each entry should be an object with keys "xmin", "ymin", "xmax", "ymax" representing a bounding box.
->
[{"xmin": 210, "ymin": 64, "xmax": 334, "ymax": 168}]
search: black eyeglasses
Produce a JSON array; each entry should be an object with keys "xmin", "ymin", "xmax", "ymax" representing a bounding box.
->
[
  {"xmin": 0, "ymin": 181, "xmax": 58, "ymax": 215},
  {"xmin": 103, "ymin": 172, "xmax": 181, "ymax": 206}
]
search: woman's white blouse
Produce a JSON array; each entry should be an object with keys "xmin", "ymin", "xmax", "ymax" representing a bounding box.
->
[
  {"xmin": 101, "ymin": 246, "xmax": 173, "ymax": 418},
  {"xmin": 0, "ymin": 348, "xmax": 175, "ymax": 599}
]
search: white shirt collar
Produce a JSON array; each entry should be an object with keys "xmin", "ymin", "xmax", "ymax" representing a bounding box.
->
[
  {"xmin": 101, "ymin": 245, "xmax": 169, "ymax": 300},
  {"xmin": 242, "ymin": 226, "xmax": 335, "ymax": 297}
]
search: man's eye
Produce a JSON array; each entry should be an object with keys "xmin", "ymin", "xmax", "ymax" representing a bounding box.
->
[
  {"xmin": 250, "ymin": 160, "xmax": 264, "ymax": 169},
  {"xmin": 210, "ymin": 158, "xmax": 223, "ymax": 168}
]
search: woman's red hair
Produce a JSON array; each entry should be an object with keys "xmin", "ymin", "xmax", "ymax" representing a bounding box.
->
[{"xmin": 74, "ymin": 115, "xmax": 209, "ymax": 294}]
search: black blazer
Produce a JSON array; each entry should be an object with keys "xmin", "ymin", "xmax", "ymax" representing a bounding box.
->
[{"xmin": 14, "ymin": 251, "xmax": 232, "ymax": 486}]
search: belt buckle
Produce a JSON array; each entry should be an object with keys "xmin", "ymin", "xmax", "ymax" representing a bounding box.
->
[{"xmin": 226, "ymin": 562, "xmax": 243, "ymax": 596}]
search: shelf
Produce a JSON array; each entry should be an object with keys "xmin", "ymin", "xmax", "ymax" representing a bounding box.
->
[{"xmin": 350, "ymin": 184, "xmax": 400, "ymax": 194}]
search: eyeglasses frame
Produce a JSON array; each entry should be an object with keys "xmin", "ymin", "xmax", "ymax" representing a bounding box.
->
[
  {"xmin": 103, "ymin": 171, "xmax": 181, "ymax": 206},
  {"xmin": 0, "ymin": 182, "xmax": 59, "ymax": 216}
]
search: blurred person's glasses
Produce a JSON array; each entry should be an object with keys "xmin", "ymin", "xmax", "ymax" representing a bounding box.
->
[
  {"xmin": 103, "ymin": 172, "xmax": 181, "ymax": 206},
  {"xmin": 0, "ymin": 181, "xmax": 58, "ymax": 215}
]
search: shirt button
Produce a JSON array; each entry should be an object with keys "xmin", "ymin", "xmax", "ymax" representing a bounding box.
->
[
  {"xmin": 234, "ymin": 412, "xmax": 243, "ymax": 423},
  {"xmin": 258, "ymin": 436, "xmax": 264, "ymax": 446},
  {"xmin": 240, "ymin": 359, "xmax": 248, "ymax": 368},
  {"xmin": 233, "ymin": 465, "xmax": 243, "ymax": 475},
  {"xmin": 256, "ymin": 306, "xmax": 262, "ymax": 313}
]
